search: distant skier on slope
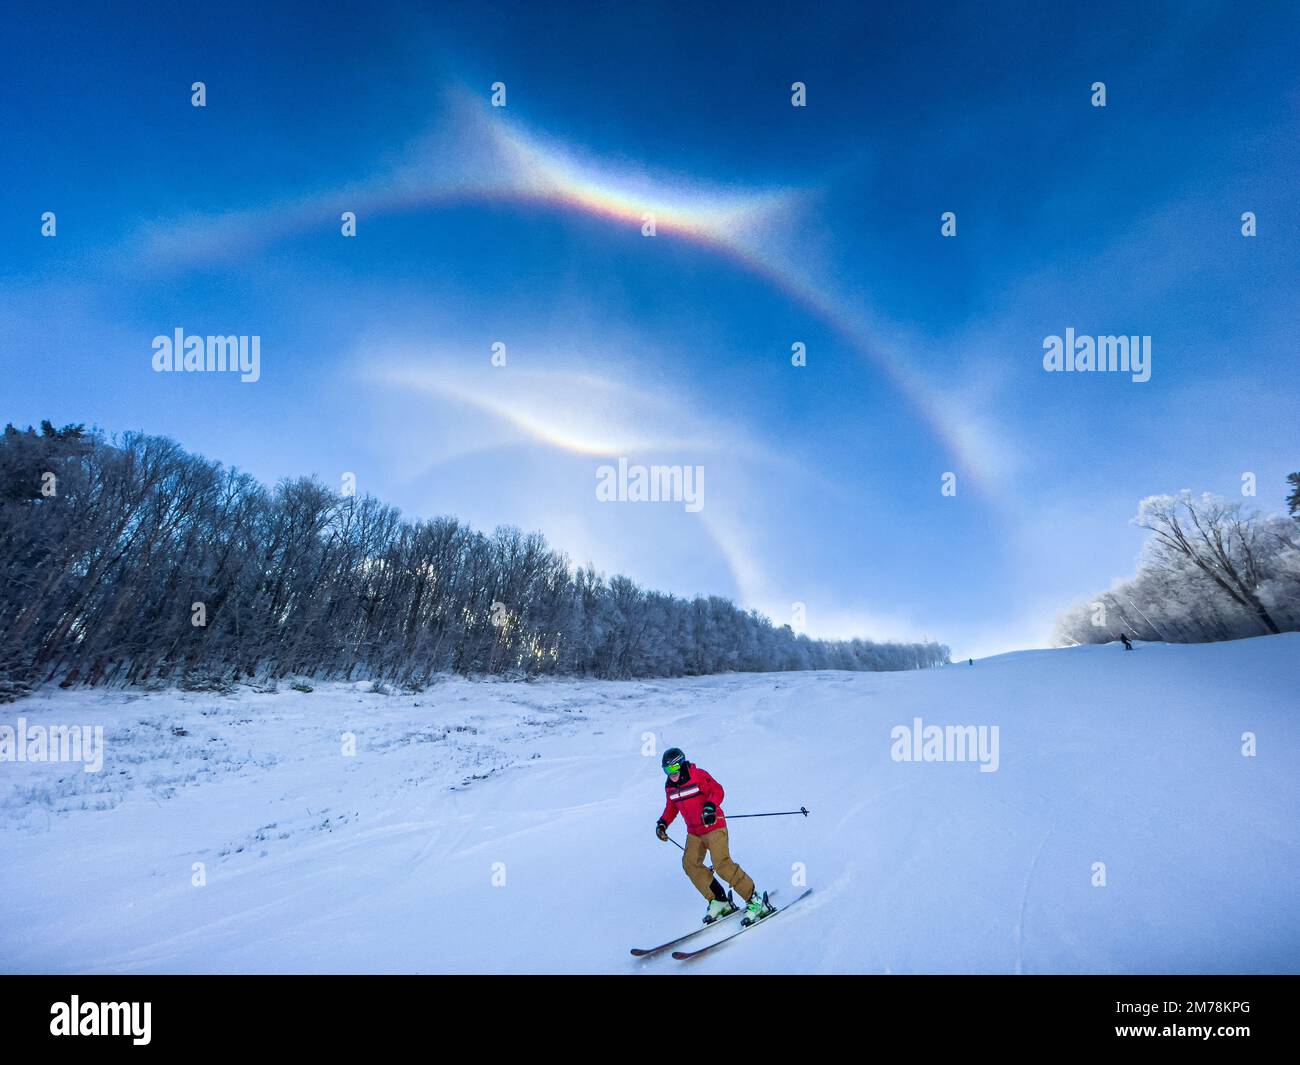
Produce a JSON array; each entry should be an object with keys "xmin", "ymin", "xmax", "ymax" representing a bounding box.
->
[
  {"xmin": 655, "ymin": 746, "xmax": 774, "ymax": 926},
  {"xmin": 1120, "ymin": 633, "xmax": 1134, "ymax": 650}
]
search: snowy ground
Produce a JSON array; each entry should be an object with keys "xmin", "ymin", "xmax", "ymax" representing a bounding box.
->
[{"xmin": 2, "ymin": 635, "xmax": 1297, "ymax": 974}]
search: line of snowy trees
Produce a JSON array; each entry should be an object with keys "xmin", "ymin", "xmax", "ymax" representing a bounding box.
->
[
  {"xmin": 1054, "ymin": 479, "xmax": 1300, "ymax": 646},
  {"xmin": 0, "ymin": 423, "xmax": 949, "ymax": 696}
]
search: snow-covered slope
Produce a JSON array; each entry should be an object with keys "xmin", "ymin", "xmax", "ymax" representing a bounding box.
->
[{"xmin": 2, "ymin": 635, "xmax": 1297, "ymax": 973}]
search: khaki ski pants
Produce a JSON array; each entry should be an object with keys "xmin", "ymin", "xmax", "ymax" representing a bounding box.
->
[{"xmin": 682, "ymin": 827, "xmax": 755, "ymax": 902}]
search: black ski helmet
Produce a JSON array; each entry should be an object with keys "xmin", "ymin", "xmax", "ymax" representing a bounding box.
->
[{"xmin": 661, "ymin": 747, "xmax": 686, "ymax": 773}]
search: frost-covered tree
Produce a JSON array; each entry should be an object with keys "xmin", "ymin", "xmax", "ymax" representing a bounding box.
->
[
  {"xmin": 1135, "ymin": 492, "xmax": 1281, "ymax": 635},
  {"xmin": 0, "ymin": 425, "xmax": 949, "ymax": 693},
  {"xmin": 1054, "ymin": 487, "xmax": 1300, "ymax": 646}
]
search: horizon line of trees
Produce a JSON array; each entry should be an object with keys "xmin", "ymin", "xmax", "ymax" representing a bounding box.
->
[
  {"xmin": 0, "ymin": 422, "xmax": 950, "ymax": 697},
  {"xmin": 1054, "ymin": 476, "xmax": 1300, "ymax": 646}
]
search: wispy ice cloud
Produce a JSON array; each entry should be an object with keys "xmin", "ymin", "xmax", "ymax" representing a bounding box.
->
[{"xmin": 114, "ymin": 87, "xmax": 1015, "ymax": 498}]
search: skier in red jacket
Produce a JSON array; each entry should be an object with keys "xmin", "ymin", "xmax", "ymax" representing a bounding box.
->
[{"xmin": 655, "ymin": 746, "xmax": 774, "ymax": 925}]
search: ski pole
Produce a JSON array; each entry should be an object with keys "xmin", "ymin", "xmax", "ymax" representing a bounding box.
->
[
  {"xmin": 724, "ymin": 807, "xmax": 810, "ymax": 819},
  {"xmin": 662, "ymin": 806, "xmax": 809, "ymax": 850}
]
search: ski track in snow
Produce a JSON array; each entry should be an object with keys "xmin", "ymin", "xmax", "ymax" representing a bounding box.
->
[
  {"xmin": 2, "ymin": 635, "xmax": 1299, "ymax": 974},
  {"xmin": 1014, "ymin": 820, "xmax": 1056, "ymax": 976}
]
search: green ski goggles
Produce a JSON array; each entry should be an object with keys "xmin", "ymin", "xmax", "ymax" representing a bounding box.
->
[{"xmin": 663, "ymin": 762, "xmax": 683, "ymax": 775}]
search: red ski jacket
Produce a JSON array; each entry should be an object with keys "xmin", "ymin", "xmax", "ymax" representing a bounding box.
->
[{"xmin": 660, "ymin": 765, "xmax": 727, "ymax": 836}]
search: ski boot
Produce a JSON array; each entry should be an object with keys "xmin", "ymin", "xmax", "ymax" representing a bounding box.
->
[
  {"xmin": 741, "ymin": 890, "xmax": 775, "ymax": 927},
  {"xmin": 703, "ymin": 890, "xmax": 736, "ymax": 925}
]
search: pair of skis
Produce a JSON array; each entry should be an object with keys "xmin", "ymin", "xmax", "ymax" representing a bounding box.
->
[{"xmin": 630, "ymin": 888, "xmax": 812, "ymax": 961}]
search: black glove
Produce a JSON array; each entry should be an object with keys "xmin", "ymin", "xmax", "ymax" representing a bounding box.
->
[
  {"xmin": 655, "ymin": 820, "xmax": 669, "ymax": 841},
  {"xmin": 701, "ymin": 802, "xmax": 717, "ymax": 826}
]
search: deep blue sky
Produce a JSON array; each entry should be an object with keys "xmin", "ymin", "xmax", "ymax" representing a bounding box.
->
[{"xmin": 3, "ymin": 0, "xmax": 1298, "ymax": 656}]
